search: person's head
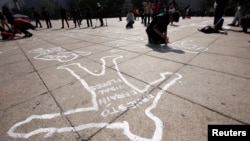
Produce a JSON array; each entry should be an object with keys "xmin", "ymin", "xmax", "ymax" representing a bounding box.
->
[{"xmin": 169, "ymin": 12, "xmax": 179, "ymax": 22}]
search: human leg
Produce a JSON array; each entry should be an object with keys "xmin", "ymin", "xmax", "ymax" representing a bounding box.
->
[
  {"xmin": 215, "ymin": 18, "xmax": 224, "ymax": 30},
  {"xmin": 35, "ymin": 19, "xmax": 38, "ymax": 27},
  {"xmin": 86, "ymin": 18, "xmax": 90, "ymax": 27},
  {"xmin": 90, "ymin": 18, "xmax": 92, "ymax": 27},
  {"xmin": 99, "ymin": 17, "xmax": 104, "ymax": 26},
  {"xmin": 45, "ymin": 20, "xmax": 49, "ymax": 28},
  {"xmin": 146, "ymin": 28, "xmax": 165, "ymax": 44},
  {"xmin": 229, "ymin": 10, "xmax": 239, "ymax": 26},
  {"xmin": 38, "ymin": 20, "xmax": 42, "ymax": 28},
  {"xmin": 20, "ymin": 28, "xmax": 32, "ymax": 37},
  {"xmin": 61, "ymin": 18, "xmax": 65, "ymax": 28},
  {"xmin": 126, "ymin": 21, "xmax": 134, "ymax": 28},
  {"xmin": 144, "ymin": 14, "xmax": 148, "ymax": 26},
  {"xmin": 214, "ymin": 7, "xmax": 224, "ymax": 25},
  {"xmin": 65, "ymin": 18, "xmax": 69, "ymax": 28},
  {"xmin": 48, "ymin": 20, "xmax": 52, "ymax": 28},
  {"xmin": 241, "ymin": 17, "xmax": 249, "ymax": 33},
  {"xmin": 148, "ymin": 14, "xmax": 151, "ymax": 25}
]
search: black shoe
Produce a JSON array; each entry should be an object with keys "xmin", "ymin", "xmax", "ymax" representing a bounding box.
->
[
  {"xmin": 228, "ymin": 23, "xmax": 235, "ymax": 26},
  {"xmin": 24, "ymin": 34, "xmax": 32, "ymax": 38},
  {"xmin": 148, "ymin": 38, "xmax": 155, "ymax": 44}
]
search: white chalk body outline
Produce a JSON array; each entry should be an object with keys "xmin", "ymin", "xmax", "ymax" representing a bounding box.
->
[{"xmin": 8, "ymin": 54, "xmax": 182, "ymax": 141}]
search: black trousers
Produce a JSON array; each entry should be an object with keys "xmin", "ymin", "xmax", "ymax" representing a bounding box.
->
[
  {"xmin": 20, "ymin": 23, "xmax": 35, "ymax": 37},
  {"xmin": 45, "ymin": 19, "xmax": 52, "ymax": 28},
  {"xmin": 126, "ymin": 21, "xmax": 134, "ymax": 28},
  {"xmin": 99, "ymin": 16, "xmax": 104, "ymax": 26},
  {"xmin": 146, "ymin": 29, "xmax": 165, "ymax": 43},
  {"xmin": 242, "ymin": 17, "xmax": 250, "ymax": 33},
  {"xmin": 35, "ymin": 19, "xmax": 42, "ymax": 27},
  {"xmin": 214, "ymin": 3, "xmax": 227, "ymax": 27},
  {"xmin": 86, "ymin": 18, "xmax": 92, "ymax": 27}
]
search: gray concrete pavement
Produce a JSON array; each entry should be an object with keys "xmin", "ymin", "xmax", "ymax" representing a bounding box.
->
[{"xmin": 0, "ymin": 17, "xmax": 249, "ymax": 141}]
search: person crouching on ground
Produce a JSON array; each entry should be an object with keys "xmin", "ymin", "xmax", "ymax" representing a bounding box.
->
[
  {"xmin": 146, "ymin": 12, "xmax": 179, "ymax": 44},
  {"xmin": 12, "ymin": 18, "xmax": 36, "ymax": 37},
  {"xmin": 126, "ymin": 10, "xmax": 135, "ymax": 28}
]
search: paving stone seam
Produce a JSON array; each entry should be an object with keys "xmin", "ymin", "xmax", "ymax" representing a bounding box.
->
[
  {"xmin": 140, "ymin": 41, "xmax": 250, "ymax": 125},
  {"xmin": 166, "ymin": 91, "xmax": 248, "ymax": 125},
  {"xmin": 1, "ymin": 92, "xmax": 49, "ymax": 115},
  {"xmin": 203, "ymin": 51, "xmax": 250, "ymax": 60},
  {"xmin": 188, "ymin": 64, "xmax": 250, "ymax": 80},
  {"xmin": 17, "ymin": 39, "xmax": 83, "ymax": 140}
]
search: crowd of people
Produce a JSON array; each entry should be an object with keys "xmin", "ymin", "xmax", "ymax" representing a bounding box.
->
[
  {"xmin": 198, "ymin": 0, "xmax": 250, "ymax": 35},
  {"xmin": 227, "ymin": 0, "xmax": 250, "ymax": 33},
  {"xmin": 0, "ymin": 3, "xmax": 107, "ymax": 40},
  {"xmin": 0, "ymin": 6, "xmax": 36, "ymax": 39},
  {"xmin": 1, "ymin": 0, "xmax": 250, "ymax": 43},
  {"xmin": 125, "ymin": 0, "xmax": 180, "ymax": 44},
  {"xmin": 29, "ymin": 3, "xmax": 105, "ymax": 30}
]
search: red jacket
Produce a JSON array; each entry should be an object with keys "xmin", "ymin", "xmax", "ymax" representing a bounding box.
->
[
  {"xmin": 1, "ymin": 31, "xmax": 14, "ymax": 39},
  {"xmin": 13, "ymin": 18, "xmax": 29, "ymax": 28}
]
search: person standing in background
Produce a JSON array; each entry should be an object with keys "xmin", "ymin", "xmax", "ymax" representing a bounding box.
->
[
  {"xmin": 126, "ymin": 9, "xmax": 135, "ymax": 28},
  {"xmin": 2, "ymin": 6, "xmax": 14, "ymax": 25},
  {"xmin": 228, "ymin": 0, "xmax": 247, "ymax": 26},
  {"xmin": 0, "ymin": 11, "xmax": 10, "ymax": 30},
  {"xmin": 31, "ymin": 7, "xmax": 42, "ymax": 28},
  {"xmin": 71, "ymin": 7, "xmax": 80, "ymax": 28},
  {"xmin": 96, "ymin": 3, "xmax": 104, "ymax": 27},
  {"xmin": 118, "ymin": 8, "xmax": 123, "ymax": 21},
  {"xmin": 152, "ymin": 0, "xmax": 160, "ymax": 19},
  {"xmin": 213, "ymin": 0, "xmax": 228, "ymax": 29},
  {"xmin": 42, "ymin": 7, "xmax": 52, "ymax": 29},
  {"xmin": 168, "ymin": 0, "xmax": 179, "ymax": 13},
  {"xmin": 85, "ymin": 5, "xmax": 93, "ymax": 27},
  {"xmin": 167, "ymin": 0, "xmax": 179, "ymax": 25},
  {"xmin": 143, "ymin": 0, "xmax": 152, "ymax": 26},
  {"xmin": 60, "ymin": 6, "xmax": 69, "ymax": 29}
]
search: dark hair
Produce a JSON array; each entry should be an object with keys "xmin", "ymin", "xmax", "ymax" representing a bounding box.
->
[{"xmin": 171, "ymin": 12, "xmax": 180, "ymax": 22}]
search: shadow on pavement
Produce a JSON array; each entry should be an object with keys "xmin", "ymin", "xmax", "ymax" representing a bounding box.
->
[{"xmin": 146, "ymin": 43, "xmax": 185, "ymax": 54}]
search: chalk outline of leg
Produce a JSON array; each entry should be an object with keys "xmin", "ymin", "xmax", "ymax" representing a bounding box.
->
[{"xmin": 8, "ymin": 55, "xmax": 182, "ymax": 141}]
